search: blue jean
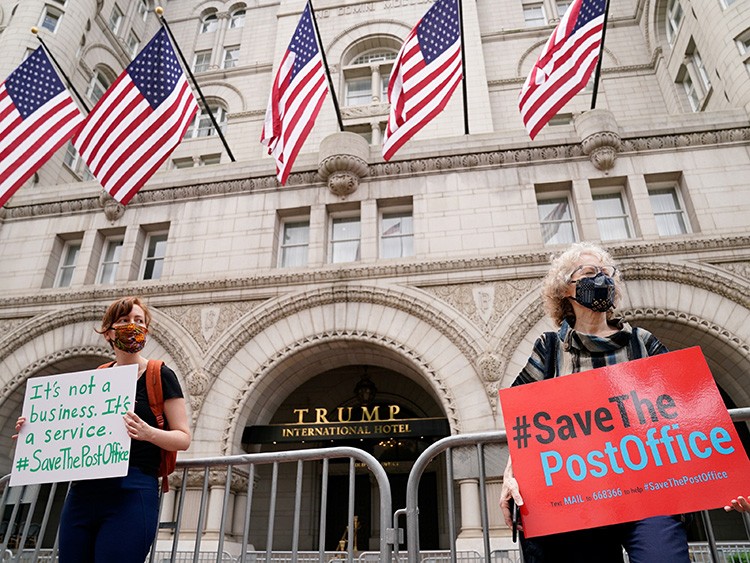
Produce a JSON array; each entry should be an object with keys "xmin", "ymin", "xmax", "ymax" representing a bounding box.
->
[
  {"xmin": 520, "ymin": 515, "xmax": 690, "ymax": 563},
  {"xmin": 59, "ymin": 467, "xmax": 159, "ymax": 563}
]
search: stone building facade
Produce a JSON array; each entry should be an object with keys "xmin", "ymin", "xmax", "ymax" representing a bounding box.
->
[{"xmin": 0, "ymin": 0, "xmax": 749, "ymax": 553}]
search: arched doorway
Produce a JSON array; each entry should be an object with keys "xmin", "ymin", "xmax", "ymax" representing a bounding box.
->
[
  {"xmin": 241, "ymin": 352, "xmax": 453, "ymax": 551},
  {"xmin": 630, "ymin": 315, "xmax": 750, "ymax": 542}
]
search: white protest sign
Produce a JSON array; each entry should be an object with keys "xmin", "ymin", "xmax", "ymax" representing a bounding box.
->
[{"xmin": 11, "ymin": 365, "xmax": 137, "ymax": 486}]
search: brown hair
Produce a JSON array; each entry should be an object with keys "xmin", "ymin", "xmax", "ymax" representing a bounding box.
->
[
  {"xmin": 97, "ymin": 296, "xmax": 152, "ymax": 334},
  {"xmin": 541, "ymin": 242, "xmax": 623, "ymax": 327}
]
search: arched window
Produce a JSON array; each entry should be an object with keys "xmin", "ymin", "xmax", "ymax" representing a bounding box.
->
[
  {"xmin": 184, "ymin": 105, "xmax": 228, "ymax": 138},
  {"xmin": 86, "ymin": 68, "xmax": 114, "ymax": 104},
  {"xmin": 230, "ymin": 8, "xmax": 246, "ymax": 28},
  {"xmin": 200, "ymin": 13, "xmax": 218, "ymax": 34},
  {"xmin": 343, "ymin": 48, "xmax": 398, "ymax": 106}
]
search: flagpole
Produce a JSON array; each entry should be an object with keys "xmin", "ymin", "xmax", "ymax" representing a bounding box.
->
[
  {"xmin": 155, "ymin": 7, "xmax": 236, "ymax": 162},
  {"xmin": 457, "ymin": 0, "xmax": 469, "ymax": 134},
  {"xmin": 590, "ymin": 0, "xmax": 610, "ymax": 110},
  {"xmin": 308, "ymin": 0, "xmax": 344, "ymax": 131},
  {"xmin": 32, "ymin": 28, "xmax": 91, "ymax": 114}
]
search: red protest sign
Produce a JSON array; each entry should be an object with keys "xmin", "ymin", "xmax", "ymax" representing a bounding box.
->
[{"xmin": 499, "ymin": 347, "xmax": 750, "ymax": 538}]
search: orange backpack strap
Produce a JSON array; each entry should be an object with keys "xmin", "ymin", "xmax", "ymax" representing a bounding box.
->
[
  {"xmin": 146, "ymin": 359, "xmax": 166, "ymax": 429},
  {"xmin": 97, "ymin": 361, "xmax": 116, "ymax": 369}
]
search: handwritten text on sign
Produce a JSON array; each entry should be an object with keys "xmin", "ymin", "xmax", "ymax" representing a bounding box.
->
[
  {"xmin": 499, "ymin": 347, "xmax": 750, "ymax": 538},
  {"xmin": 11, "ymin": 365, "xmax": 137, "ymax": 486}
]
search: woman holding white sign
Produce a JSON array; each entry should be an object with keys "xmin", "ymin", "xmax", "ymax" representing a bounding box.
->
[
  {"xmin": 15, "ymin": 296, "xmax": 191, "ymax": 563},
  {"xmin": 499, "ymin": 242, "xmax": 691, "ymax": 562}
]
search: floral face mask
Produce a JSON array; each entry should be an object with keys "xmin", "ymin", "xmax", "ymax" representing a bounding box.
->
[{"xmin": 111, "ymin": 323, "xmax": 148, "ymax": 354}]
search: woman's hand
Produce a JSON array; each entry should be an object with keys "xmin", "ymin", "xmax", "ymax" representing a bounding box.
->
[
  {"xmin": 500, "ymin": 460, "xmax": 525, "ymax": 530},
  {"xmin": 123, "ymin": 411, "xmax": 154, "ymax": 442},
  {"xmin": 12, "ymin": 416, "xmax": 26, "ymax": 440},
  {"xmin": 724, "ymin": 496, "xmax": 749, "ymax": 513}
]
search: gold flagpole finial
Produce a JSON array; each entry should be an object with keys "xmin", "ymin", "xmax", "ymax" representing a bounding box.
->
[
  {"xmin": 155, "ymin": 6, "xmax": 164, "ymax": 16},
  {"xmin": 31, "ymin": 27, "xmax": 39, "ymax": 35}
]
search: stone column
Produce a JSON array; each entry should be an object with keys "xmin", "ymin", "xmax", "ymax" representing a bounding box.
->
[
  {"xmin": 232, "ymin": 492, "xmax": 248, "ymax": 537},
  {"xmin": 213, "ymin": 12, "xmax": 231, "ymax": 69},
  {"xmin": 458, "ymin": 479, "xmax": 483, "ymax": 536},
  {"xmin": 308, "ymin": 204, "xmax": 327, "ymax": 266},
  {"xmin": 370, "ymin": 120, "xmax": 382, "ymax": 146},
  {"xmin": 370, "ymin": 64, "xmax": 381, "ymax": 103},
  {"xmin": 360, "ymin": 199, "xmax": 378, "ymax": 261},
  {"xmin": 571, "ymin": 178, "xmax": 599, "ymax": 241}
]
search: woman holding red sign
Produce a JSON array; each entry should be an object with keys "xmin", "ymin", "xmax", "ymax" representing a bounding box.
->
[
  {"xmin": 14, "ymin": 296, "xmax": 191, "ymax": 563},
  {"xmin": 499, "ymin": 242, "xmax": 691, "ymax": 562}
]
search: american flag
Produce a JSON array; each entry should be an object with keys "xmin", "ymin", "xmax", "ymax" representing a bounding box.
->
[
  {"xmin": 0, "ymin": 48, "xmax": 83, "ymax": 207},
  {"xmin": 74, "ymin": 28, "xmax": 198, "ymax": 205},
  {"xmin": 519, "ymin": 0, "xmax": 606, "ymax": 140},
  {"xmin": 382, "ymin": 0, "xmax": 462, "ymax": 161},
  {"xmin": 260, "ymin": 2, "xmax": 328, "ymax": 185}
]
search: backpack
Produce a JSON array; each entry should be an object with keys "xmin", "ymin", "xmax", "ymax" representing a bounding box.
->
[
  {"xmin": 98, "ymin": 359, "xmax": 177, "ymax": 492},
  {"xmin": 541, "ymin": 327, "xmax": 643, "ymax": 379}
]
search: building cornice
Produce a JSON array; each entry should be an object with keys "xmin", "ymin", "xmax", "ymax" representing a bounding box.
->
[
  {"xmin": 0, "ymin": 236, "xmax": 748, "ymax": 310},
  {"xmin": 2, "ymin": 124, "xmax": 748, "ymax": 221}
]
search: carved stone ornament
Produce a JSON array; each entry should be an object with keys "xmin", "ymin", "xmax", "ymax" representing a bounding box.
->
[
  {"xmin": 574, "ymin": 108, "xmax": 621, "ymax": 171},
  {"xmin": 98, "ymin": 191, "xmax": 125, "ymax": 222},
  {"xmin": 318, "ymin": 132, "xmax": 370, "ymax": 197},
  {"xmin": 477, "ymin": 353, "xmax": 503, "ymax": 382}
]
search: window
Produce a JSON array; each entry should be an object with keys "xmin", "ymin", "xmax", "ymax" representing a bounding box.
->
[
  {"xmin": 63, "ymin": 142, "xmax": 78, "ymax": 170},
  {"xmin": 679, "ymin": 70, "xmax": 700, "ymax": 111},
  {"xmin": 230, "ymin": 9, "xmax": 245, "ymax": 28},
  {"xmin": 381, "ymin": 211, "xmax": 414, "ymax": 258},
  {"xmin": 108, "ymin": 4, "xmax": 123, "ymax": 34},
  {"xmin": 222, "ymin": 46, "xmax": 240, "ymax": 69},
  {"xmin": 126, "ymin": 31, "xmax": 139, "ymax": 59},
  {"xmin": 172, "ymin": 157, "xmax": 194, "ymax": 169},
  {"xmin": 593, "ymin": 193, "xmax": 632, "ymax": 241},
  {"xmin": 523, "ymin": 2, "xmax": 546, "ymax": 27},
  {"xmin": 193, "ymin": 50, "xmax": 212, "ymax": 73},
  {"xmin": 351, "ymin": 52, "xmax": 396, "ymax": 65},
  {"xmin": 138, "ymin": 0, "xmax": 148, "ymax": 21},
  {"xmin": 649, "ymin": 187, "xmax": 689, "ymax": 236},
  {"xmin": 548, "ymin": 113, "xmax": 573, "ymax": 127},
  {"xmin": 556, "ymin": 1, "xmax": 572, "ymax": 16},
  {"xmin": 343, "ymin": 48, "xmax": 397, "ymax": 107},
  {"xmin": 185, "ymin": 105, "xmax": 227, "ymax": 138},
  {"xmin": 62, "ymin": 142, "xmax": 93, "ymax": 180},
  {"xmin": 737, "ymin": 31, "xmax": 750, "ymax": 56},
  {"xmin": 330, "ymin": 216, "xmax": 361, "ymax": 263},
  {"xmin": 55, "ymin": 240, "xmax": 81, "ymax": 288},
  {"xmin": 720, "ymin": 0, "xmax": 738, "ymax": 7},
  {"xmin": 279, "ymin": 221, "xmax": 310, "ymax": 267},
  {"xmin": 199, "ymin": 154, "xmax": 221, "ymax": 166},
  {"xmin": 141, "ymin": 232, "xmax": 168, "ymax": 280},
  {"xmin": 86, "ymin": 69, "xmax": 112, "ymax": 104},
  {"xmin": 737, "ymin": 30, "xmax": 750, "ymax": 74},
  {"xmin": 691, "ymin": 49, "xmax": 711, "ymax": 93},
  {"xmin": 537, "ymin": 197, "xmax": 576, "ymax": 245},
  {"xmin": 666, "ymin": 0, "xmax": 683, "ymax": 45},
  {"xmin": 345, "ymin": 77, "xmax": 372, "ymax": 106},
  {"xmin": 97, "ymin": 238, "xmax": 124, "ymax": 284},
  {"xmin": 200, "ymin": 13, "xmax": 218, "ymax": 34},
  {"xmin": 39, "ymin": 5, "xmax": 63, "ymax": 33}
]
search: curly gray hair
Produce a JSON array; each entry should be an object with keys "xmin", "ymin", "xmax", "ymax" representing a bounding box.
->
[{"xmin": 541, "ymin": 242, "xmax": 623, "ymax": 326}]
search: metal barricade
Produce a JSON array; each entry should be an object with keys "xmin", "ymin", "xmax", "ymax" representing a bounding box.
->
[
  {"xmin": 402, "ymin": 407, "xmax": 750, "ymax": 563},
  {"xmin": 0, "ymin": 446, "xmax": 393, "ymax": 563}
]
